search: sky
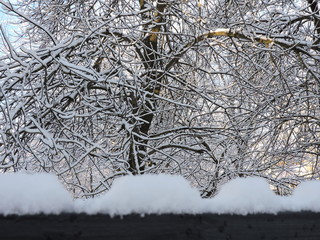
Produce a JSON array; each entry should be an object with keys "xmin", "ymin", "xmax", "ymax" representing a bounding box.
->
[{"xmin": 0, "ymin": 0, "xmax": 21, "ymax": 55}]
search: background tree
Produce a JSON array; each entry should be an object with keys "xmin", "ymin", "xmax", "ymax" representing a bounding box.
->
[{"xmin": 0, "ymin": 0, "xmax": 319, "ymax": 197}]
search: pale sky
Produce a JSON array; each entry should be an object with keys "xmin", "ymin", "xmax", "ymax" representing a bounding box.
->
[{"xmin": 0, "ymin": 0, "xmax": 21, "ymax": 55}]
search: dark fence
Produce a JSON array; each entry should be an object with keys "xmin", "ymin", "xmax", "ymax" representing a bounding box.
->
[{"xmin": 1, "ymin": 212, "xmax": 320, "ymax": 239}]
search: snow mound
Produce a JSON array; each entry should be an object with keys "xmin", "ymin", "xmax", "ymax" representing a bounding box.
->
[
  {"xmin": 79, "ymin": 174, "xmax": 203, "ymax": 215},
  {"xmin": 1, "ymin": 173, "xmax": 320, "ymax": 216},
  {"xmin": 0, "ymin": 172, "xmax": 73, "ymax": 215},
  {"xmin": 205, "ymin": 177, "xmax": 283, "ymax": 214},
  {"xmin": 287, "ymin": 180, "xmax": 320, "ymax": 212}
]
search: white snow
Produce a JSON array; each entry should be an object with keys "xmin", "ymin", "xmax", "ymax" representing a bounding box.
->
[
  {"xmin": 76, "ymin": 174, "xmax": 203, "ymax": 215},
  {"xmin": 0, "ymin": 172, "xmax": 320, "ymax": 216},
  {"xmin": 0, "ymin": 172, "xmax": 73, "ymax": 215},
  {"xmin": 203, "ymin": 177, "xmax": 284, "ymax": 214},
  {"xmin": 287, "ymin": 180, "xmax": 320, "ymax": 212}
]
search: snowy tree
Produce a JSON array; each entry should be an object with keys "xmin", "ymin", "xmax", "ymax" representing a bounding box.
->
[{"xmin": 0, "ymin": 0, "xmax": 319, "ymax": 197}]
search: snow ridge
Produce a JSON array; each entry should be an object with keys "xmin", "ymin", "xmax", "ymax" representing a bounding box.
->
[{"xmin": 0, "ymin": 173, "xmax": 319, "ymax": 216}]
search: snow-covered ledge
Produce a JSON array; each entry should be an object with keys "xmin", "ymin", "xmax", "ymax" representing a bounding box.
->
[
  {"xmin": 1, "ymin": 173, "xmax": 320, "ymax": 216},
  {"xmin": 1, "ymin": 173, "xmax": 320, "ymax": 239}
]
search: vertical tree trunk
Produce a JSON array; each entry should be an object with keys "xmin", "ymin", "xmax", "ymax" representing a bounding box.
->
[{"xmin": 128, "ymin": 1, "xmax": 166, "ymax": 174}]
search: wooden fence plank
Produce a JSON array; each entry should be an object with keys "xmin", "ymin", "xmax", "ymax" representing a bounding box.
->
[{"xmin": 0, "ymin": 212, "xmax": 319, "ymax": 239}]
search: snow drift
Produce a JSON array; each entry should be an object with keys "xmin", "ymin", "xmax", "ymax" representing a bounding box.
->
[
  {"xmin": 0, "ymin": 172, "xmax": 320, "ymax": 216},
  {"xmin": 0, "ymin": 173, "xmax": 73, "ymax": 215},
  {"xmin": 203, "ymin": 177, "xmax": 284, "ymax": 214},
  {"xmin": 76, "ymin": 174, "xmax": 203, "ymax": 215}
]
